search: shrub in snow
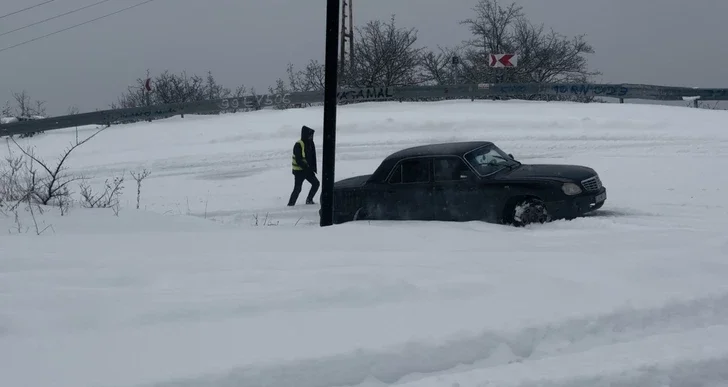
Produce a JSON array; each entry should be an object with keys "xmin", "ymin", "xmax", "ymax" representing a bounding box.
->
[{"xmin": 1, "ymin": 126, "xmax": 151, "ymax": 233}]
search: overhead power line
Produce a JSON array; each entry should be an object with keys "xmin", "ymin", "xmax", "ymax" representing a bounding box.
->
[
  {"xmin": 1, "ymin": 0, "xmax": 117, "ymax": 38},
  {"xmin": 0, "ymin": 0, "xmax": 56, "ymax": 20},
  {"xmin": 0, "ymin": 0, "xmax": 159, "ymax": 54}
]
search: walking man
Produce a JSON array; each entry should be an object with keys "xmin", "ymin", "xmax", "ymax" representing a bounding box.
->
[{"xmin": 288, "ymin": 125, "xmax": 320, "ymax": 206}]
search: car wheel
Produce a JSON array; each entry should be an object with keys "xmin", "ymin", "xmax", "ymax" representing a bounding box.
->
[{"xmin": 512, "ymin": 198, "xmax": 550, "ymax": 227}]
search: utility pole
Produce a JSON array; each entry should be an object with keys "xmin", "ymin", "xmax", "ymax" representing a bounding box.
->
[
  {"xmin": 348, "ymin": 0, "xmax": 354, "ymax": 75},
  {"xmin": 321, "ymin": 0, "xmax": 340, "ymax": 227},
  {"xmin": 339, "ymin": 0, "xmax": 354, "ymax": 81}
]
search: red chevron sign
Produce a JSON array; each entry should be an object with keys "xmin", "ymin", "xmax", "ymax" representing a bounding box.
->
[{"xmin": 489, "ymin": 53, "xmax": 518, "ymax": 67}]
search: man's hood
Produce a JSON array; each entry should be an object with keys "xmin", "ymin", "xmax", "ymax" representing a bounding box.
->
[{"xmin": 301, "ymin": 125, "xmax": 315, "ymax": 139}]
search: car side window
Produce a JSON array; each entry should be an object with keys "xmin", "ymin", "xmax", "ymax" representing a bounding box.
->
[
  {"xmin": 388, "ymin": 158, "xmax": 430, "ymax": 184},
  {"xmin": 433, "ymin": 157, "xmax": 471, "ymax": 181}
]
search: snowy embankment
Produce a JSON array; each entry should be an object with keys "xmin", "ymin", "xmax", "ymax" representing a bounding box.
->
[{"xmin": 2, "ymin": 100, "xmax": 728, "ymax": 387}]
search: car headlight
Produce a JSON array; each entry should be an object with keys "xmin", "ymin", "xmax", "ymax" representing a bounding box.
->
[{"xmin": 561, "ymin": 182, "xmax": 582, "ymax": 195}]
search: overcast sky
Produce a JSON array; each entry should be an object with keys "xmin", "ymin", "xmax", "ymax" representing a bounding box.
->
[{"xmin": 1, "ymin": 0, "xmax": 727, "ymax": 115}]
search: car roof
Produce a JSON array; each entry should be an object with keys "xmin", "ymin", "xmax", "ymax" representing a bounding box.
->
[{"xmin": 384, "ymin": 141, "xmax": 492, "ymax": 160}]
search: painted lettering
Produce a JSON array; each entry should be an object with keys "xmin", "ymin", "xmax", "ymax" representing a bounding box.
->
[
  {"xmin": 113, "ymin": 106, "xmax": 180, "ymax": 121},
  {"xmin": 218, "ymin": 93, "xmax": 292, "ymax": 110},
  {"xmin": 337, "ymin": 87, "xmax": 394, "ymax": 101},
  {"xmin": 551, "ymin": 84, "xmax": 629, "ymax": 97}
]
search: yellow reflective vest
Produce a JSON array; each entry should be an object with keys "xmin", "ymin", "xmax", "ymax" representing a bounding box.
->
[{"xmin": 292, "ymin": 140, "xmax": 306, "ymax": 171}]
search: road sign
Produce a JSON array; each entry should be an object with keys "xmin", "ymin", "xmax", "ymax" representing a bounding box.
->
[{"xmin": 489, "ymin": 53, "xmax": 518, "ymax": 68}]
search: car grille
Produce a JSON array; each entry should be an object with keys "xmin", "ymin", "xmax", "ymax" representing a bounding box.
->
[{"xmin": 581, "ymin": 175, "xmax": 603, "ymax": 192}]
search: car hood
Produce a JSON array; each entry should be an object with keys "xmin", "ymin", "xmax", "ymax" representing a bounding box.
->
[
  {"xmin": 498, "ymin": 164, "xmax": 597, "ymax": 182},
  {"xmin": 334, "ymin": 174, "xmax": 371, "ymax": 189}
]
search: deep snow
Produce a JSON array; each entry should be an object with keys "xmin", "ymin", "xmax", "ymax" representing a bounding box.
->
[{"xmin": 2, "ymin": 100, "xmax": 728, "ymax": 387}]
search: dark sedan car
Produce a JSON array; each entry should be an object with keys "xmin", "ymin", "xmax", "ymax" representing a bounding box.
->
[{"xmin": 328, "ymin": 141, "xmax": 606, "ymax": 226}]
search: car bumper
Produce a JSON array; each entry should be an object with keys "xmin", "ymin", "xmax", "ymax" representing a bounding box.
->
[{"xmin": 546, "ymin": 187, "xmax": 606, "ymax": 220}]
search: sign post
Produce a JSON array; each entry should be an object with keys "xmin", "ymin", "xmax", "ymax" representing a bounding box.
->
[
  {"xmin": 488, "ymin": 54, "xmax": 518, "ymax": 68},
  {"xmin": 488, "ymin": 53, "xmax": 518, "ymax": 86},
  {"xmin": 320, "ymin": 0, "xmax": 340, "ymax": 227},
  {"xmin": 451, "ymin": 56, "xmax": 459, "ymax": 85},
  {"xmin": 144, "ymin": 77, "xmax": 152, "ymax": 108}
]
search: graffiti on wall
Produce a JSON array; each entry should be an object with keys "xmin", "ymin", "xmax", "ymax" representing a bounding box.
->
[
  {"xmin": 218, "ymin": 93, "xmax": 292, "ymax": 110},
  {"xmin": 551, "ymin": 84, "xmax": 630, "ymax": 97},
  {"xmin": 337, "ymin": 87, "xmax": 394, "ymax": 101},
  {"xmin": 111, "ymin": 106, "xmax": 181, "ymax": 122}
]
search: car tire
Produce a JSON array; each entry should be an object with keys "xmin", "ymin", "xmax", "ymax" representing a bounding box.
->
[{"xmin": 512, "ymin": 198, "xmax": 550, "ymax": 227}]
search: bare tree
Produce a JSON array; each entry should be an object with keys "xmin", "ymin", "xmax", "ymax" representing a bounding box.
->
[
  {"xmin": 66, "ymin": 105, "xmax": 80, "ymax": 115},
  {"xmin": 9, "ymin": 126, "xmax": 107, "ymax": 206},
  {"xmin": 419, "ymin": 45, "xmax": 467, "ymax": 85},
  {"xmin": 0, "ymin": 101, "xmax": 13, "ymax": 117},
  {"xmin": 272, "ymin": 60, "xmax": 326, "ymax": 109},
  {"xmin": 343, "ymin": 15, "xmax": 426, "ymax": 88},
  {"xmin": 264, "ymin": 78, "xmax": 292, "ymax": 110},
  {"xmin": 0, "ymin": 90, "xmax": 49, "ymax": 137},
  {"xmin": 112, "ymin": 69, "xmax": 154, "ymax": 109},
  {"xmin": 12, "ymin": 91, "xmax": 30, "ymax": 117},
  {"xmin": 112, "ymin": 69, "xmax": 205, "ymax": 108},
  {"xmin": 2, "ymin": 101, "xmax": 13, "ymax": 117},
  {"xmin": 457, "ymin": 0, "xmax": 599, "ymax": 86},
  {"xmin": 286, "ymin": 60, "xmax": 326, "ymax": 92},
  {"xmin": 111, "ymin": 69, "xmax": 251, "ymax": 117},
  {"xmin": 153, "ymin": 70, "xmax": 206, "ymax": 104},
  {"xmin": 204, "ymin": 71, "xmax": 232, "ymax": 100},
  {"xmin": 10, "ymin": 90, "xmax": 47, "ymax": 117}
]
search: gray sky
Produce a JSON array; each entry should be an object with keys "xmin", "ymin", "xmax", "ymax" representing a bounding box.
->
[{"xmin": 1, "ymin": 0, "xmax": 727, "ymax": 116}]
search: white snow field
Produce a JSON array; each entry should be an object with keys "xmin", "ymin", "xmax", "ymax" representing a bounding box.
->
[{"xmin": 2, "ymin": 99, "xmax": 728, "ymax": 387}]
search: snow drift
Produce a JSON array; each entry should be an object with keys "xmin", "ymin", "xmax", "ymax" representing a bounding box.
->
[{"xmin": 2, "ymin": 99, "xmax": 728, "ymax": 387}]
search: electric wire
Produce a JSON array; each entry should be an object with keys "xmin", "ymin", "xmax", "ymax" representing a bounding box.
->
[
  {"xmin": 1, "ymin": 0, "xmax": 117, "ymax": 38},
  {"xmin": 0, "ymin": 0, "xmax": 56, "ymax": 20},
  {"xmin": 0, "ymin": 0, "xmax": 158, "ymax": 54}
]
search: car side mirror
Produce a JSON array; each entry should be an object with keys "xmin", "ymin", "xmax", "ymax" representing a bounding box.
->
[{"xmin": 508, "ymin": 153, "xmax": 514, "ymax": 159}]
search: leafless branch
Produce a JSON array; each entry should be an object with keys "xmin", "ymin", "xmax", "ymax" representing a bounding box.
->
[
  {"xmin": 344, "ymin": 15, "xmax": 426, "ymax": 88},
  {"xmin": 419, "ymin": 45, "xmax": 467, "ymax": 85},
  {"xmin": 456, "ymin": 0, "xmax": 600, "ymax": 90},
  {"xmin": 9, "ymin": 126, "xmax": 106, "ymax": 205},
  {"xmin": 27, "ymin": 199, "xmax": 53, "ymax": 235},
  {"xmin": 130, "ymin": 168, "xmax": 151, "ymax": 209},
  {"xmin": 79, "ymin": 174, "xmax": 125, "ymax": 209}
]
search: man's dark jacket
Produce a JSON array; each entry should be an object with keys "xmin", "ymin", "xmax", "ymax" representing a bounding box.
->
[{"xmin": 293, "ymin": 125, "xmax": 317, "ymax": 173}]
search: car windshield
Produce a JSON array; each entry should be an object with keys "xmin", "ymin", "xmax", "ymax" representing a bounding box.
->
[{"xmin": 464, "ymin": 144, "xmax": 520, "ymax": 176}]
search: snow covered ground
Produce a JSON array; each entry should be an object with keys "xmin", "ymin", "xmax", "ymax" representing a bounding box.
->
[{"xmin": 2, "ymin": 100, "xmax": 728, "ymax": 387}]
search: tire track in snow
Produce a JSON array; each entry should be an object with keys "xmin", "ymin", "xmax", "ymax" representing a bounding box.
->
[
  {"xmin": 56, "ymin": 126, "xmax": 726, "ymax": 192},
  {"xmin": 393, "ymin": 327, "xmax": 728, "ymax": 387},
  {"xmin": 500, "ymin": 355, "xmax": 728, "ymax": 387},
  {"xmin": 145, "ymin": 291, "xmax": 728, "ymax": 387}
]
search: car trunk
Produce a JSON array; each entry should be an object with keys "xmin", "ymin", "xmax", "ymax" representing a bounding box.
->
[{"xmin": 334, "ymin": 174, "xmax": 371, "ymax": 189}]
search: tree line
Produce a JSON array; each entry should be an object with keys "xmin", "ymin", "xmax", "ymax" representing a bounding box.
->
[
  {"xmin": 286, "ymin": 0, "xmax": 598, "ymax": 93},
  {"xmin": 2, "ymin": 0, "xmax": 601, "ymax": 120}
]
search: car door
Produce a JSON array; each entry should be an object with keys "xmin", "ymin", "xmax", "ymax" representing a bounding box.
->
[
  {"xmin": 432, "ymin": 156, "xmax": 483, "ymax": 221},
  {"xmin": 382, "ymin": 157, "xmax": 435, "ymax": 221}
]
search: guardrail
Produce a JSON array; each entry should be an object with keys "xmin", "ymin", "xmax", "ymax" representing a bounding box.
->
[{"xmin": 2, "ymin": 82, "xmax": 727, "ymax": 137}]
